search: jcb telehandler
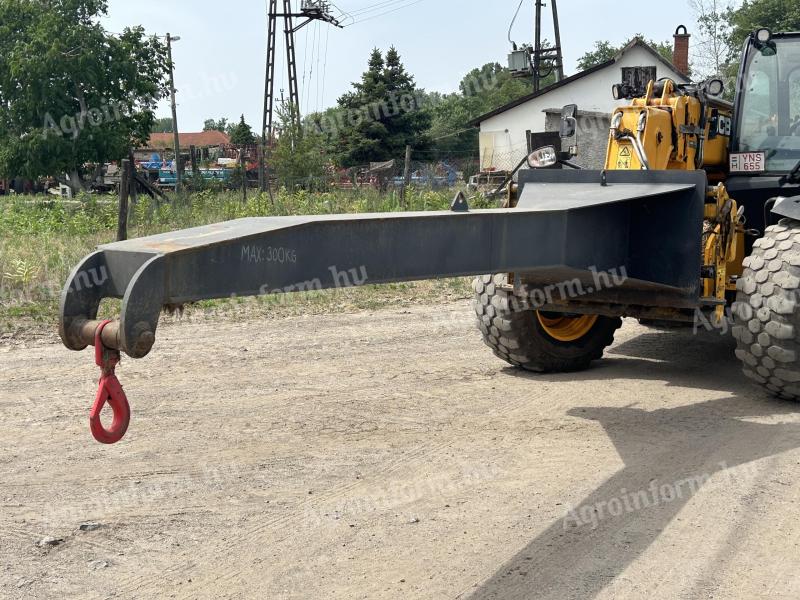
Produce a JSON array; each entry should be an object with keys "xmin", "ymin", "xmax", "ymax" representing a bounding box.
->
[{"xmin": 61, "ymin": 28, "xmax": 800, "ymax": 443}]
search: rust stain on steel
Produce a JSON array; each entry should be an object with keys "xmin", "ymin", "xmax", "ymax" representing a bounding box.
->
[
  {"xmin": 139, "ymin": 225, "xmax": 236, "ymax": 253},
  {"xmin": 140, "ymin": 240, "xmax": 189, "ymax": 252},
  {"xmin": 68, "ymin": 318, "xmax": 122, "ymax": 350}
]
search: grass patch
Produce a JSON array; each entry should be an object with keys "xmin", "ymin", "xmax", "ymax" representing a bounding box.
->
[{"xmin": 0, "ymin": 187, "xmax": 485, "ymax": 338}]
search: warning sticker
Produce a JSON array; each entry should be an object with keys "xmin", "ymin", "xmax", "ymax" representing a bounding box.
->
[{"xmin": 616, "ymin": 145, "xmax": 632, "ymax": 169}]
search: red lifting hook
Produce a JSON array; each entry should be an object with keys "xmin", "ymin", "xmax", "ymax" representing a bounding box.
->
[{"xmin": 90, "ymin": 320, "xmax": 131, "ymax": 444}]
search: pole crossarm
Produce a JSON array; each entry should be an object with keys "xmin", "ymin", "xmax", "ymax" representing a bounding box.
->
[
  {"xmin": 259, "ymin": 0, "xmax": 341, "ymax": 192},
  {"xmin": 274, "ymin": 11, "xmax": 343, "ymax": 32}
]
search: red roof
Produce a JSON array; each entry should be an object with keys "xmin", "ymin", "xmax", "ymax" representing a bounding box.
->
[{"xmin": 147, "ymin": 130, "xmax": 231, "ymax": 149}]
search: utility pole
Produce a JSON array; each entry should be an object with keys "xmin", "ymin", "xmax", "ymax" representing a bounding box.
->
[
  {"xmin": 533, "ymin": 0, "xmax": 542, "ymax": 92},
  {"xmin": 510, "ymin": 0, "xmax": 565, "ymax": 91},
  {"xmin": 258, "ymin": 1, "xmax": 343, "ymax": 193},
  {"xmin": 283, "ymin": 0, "xmax": 301, "ymax": 129},
  {"xmin": 550, "ymin": 0, "xmax": 565, "ymax": 82},
  {"xmin": 166, "ymin": 34, "xmax": 182, "ymax": 193},
  {"xmin": 259, "ymin": 0, "xmax": 278, "ymax": 193}
]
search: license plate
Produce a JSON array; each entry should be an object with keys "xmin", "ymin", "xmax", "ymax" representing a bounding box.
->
[{"xmin": 730, "ymin": 152, "xmax": 766, "ymax": 173}]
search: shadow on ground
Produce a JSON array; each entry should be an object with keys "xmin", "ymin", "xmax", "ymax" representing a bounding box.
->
[{"xmin": 469, "ymin": 327, "xmax": 800, "ymax": 599}]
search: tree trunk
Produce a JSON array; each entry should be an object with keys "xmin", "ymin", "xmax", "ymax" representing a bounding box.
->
[{"xmin": 67, "ymin": 170, "xmax": 86, "ymax": 196}]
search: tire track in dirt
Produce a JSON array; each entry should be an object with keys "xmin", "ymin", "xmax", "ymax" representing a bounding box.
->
[
  {"xmin": 115, "ymin": 362, "xmax": 558, "ymax": 597},
  {"xmin": 171, "ymin": 390, "xmax": 562, "ymax": 594},
  {"xmin": 110, "ymin": 438, "xmax": 457, "ymax": 596}
]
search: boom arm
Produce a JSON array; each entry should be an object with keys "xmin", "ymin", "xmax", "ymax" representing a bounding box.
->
[
  {"xmin": 61, "ymin": 170, "xmax": 707, "ymax": 360},
  {"xmin": 60, "ymin": 170, "xmax": 706, "ymax": 443}
]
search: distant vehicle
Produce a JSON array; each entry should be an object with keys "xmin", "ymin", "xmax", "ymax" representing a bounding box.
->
[
  {"xmin": 158, "ymin": 168, "xmax": 232, "ymax": 188},
  {"xmin": 467, "ymin": 171, "xmax": 510, "ymax": 192},
  {"xmin": 391, "ymin": 162, "xmax": 460, "ymax": 188}
]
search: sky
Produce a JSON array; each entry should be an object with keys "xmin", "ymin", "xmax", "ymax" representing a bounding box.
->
[{"xmin": 102, "ymin": 0, "xmax": 697, "ymax": 131}]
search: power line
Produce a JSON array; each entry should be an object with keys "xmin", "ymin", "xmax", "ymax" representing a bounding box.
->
[
  {"xmin": 321, "ymin": 25, "xmax": 330, "ymax": 111},
  {"xmin": 304, "ymin": 22, "xmax": 315, "ymax": 115},
  {"xmin": 260, "ymin": 0, "xmax": 343, "ymax": 191},
  {"xmin": 343, "ymin": 0, "xmax": 426, "ymax": 26},
  {"xmin": 313, "ymin": 20, "xmax": 320, "ymax": 112},
  {"xmin": 431, "ymin": 127, "xmax": 477, "ymax": 142},
  {"xmin": 347, "ymin": 0, "xmax": 425, "ymax": 25},
  {"xmin": 347, "ymin": 0, "xmax": 405, "ymax": 15},
  {"xmin": 315, "ymin": 20, "xmax": 324, "ymax": 112},
  {"xmin": 508, "ymin": 0, "xmax": 525, "ymax": 46},
  {"xmin": 340, "ymin": 0, "xmax": 412, "ymax": 18},
  {"xmin": 301, "ymin": 21, "xmax": 310, "ymax": 113}
]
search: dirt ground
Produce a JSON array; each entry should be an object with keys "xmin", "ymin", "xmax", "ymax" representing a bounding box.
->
[{"xmin": 2, "ymin": 300, "xmax": 800, "ymax": 599}]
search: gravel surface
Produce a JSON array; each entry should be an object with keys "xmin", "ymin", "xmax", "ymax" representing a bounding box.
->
[{"xmin": 1, "ymin": 302, "xmax": 799, "ymax": 599}]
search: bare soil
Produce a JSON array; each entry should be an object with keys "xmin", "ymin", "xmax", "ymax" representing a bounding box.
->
[{"xmin": 2, "ymin": 301, "xmax": 800, "ymax": 599}]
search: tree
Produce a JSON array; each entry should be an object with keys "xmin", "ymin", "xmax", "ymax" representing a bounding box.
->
[
  {"xmin": 271, "ymin": 106, "xmax": 327, "ymax": 189},
  {"xmin": 228, "ymin": 115, "xmax": 255, "ymax": 145},
  {"xmin": 0, "ymin": 0, "xmax": 169, "ymax": 193},
  {"xmin": 152, "ymin": 117, "xmax": 174, "ymax": 133},
  {"xmin": 426, "ymin": 63, "xmax": 533, "ymax": 159},
  {"xmin": 576, "ymin": 41, "xmax": 619, "ymax": 71},
  {"xmin": 688, "ymin": 0, "xmax": 800, "ymax": 99},
  {"xmin": 203, "ymin": 117, "xmax": 231, "ymax": 135},
  {"xmin": 577, "ymin": 36, "xmax": 674, "ymax": 71},
  {"xmin": 333, "ymin": 47, "xmax": 431, "ymax": 167},
  {"xmin": 728, "ymin": 0, "xmax": 800, "ymax": 50},
  {"xmin": 690, "ymin": 0, "xmax": 732, "ymax": 78}
]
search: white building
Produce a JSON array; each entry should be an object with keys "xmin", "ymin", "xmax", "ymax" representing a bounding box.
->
[{"xmin": 470, "ymin": 37, "xmax": 691, "ymax": 171}]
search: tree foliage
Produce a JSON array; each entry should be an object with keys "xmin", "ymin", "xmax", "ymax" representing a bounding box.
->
[
  {"xmin": 0, "ymin": 0, "xmax": 169, "ymax": 191},
  {"xmin": 426, "ymin": 63, "xmax": 534, "ymax": 158},
  {"xmin": 577, "ymin": 36, "xmax": 674, "ymax": 71},
  {"xmin": 332, "ymin": 47, "xmax": 431, "ymax": 167},
  {"xmin": 228, "ymin": 114, "xmax": 255, "ymax": 145},
  {"xmin": 307, "ymin": 57, "xmax": 536, "ymax": 167},
  {"xmin": 690, "ymin": 0, "xmax": 800, "ymax": 98},
  {"xmin": 728, "ymin": 0, "xmax": 800, "ymax": 50},
  {"xmin": 576, "ymin": 41, "xmax": 619, "ymax": 71},
  {"xmin": 272, "ymin": 106, "xmax": 327, "ymax": 189},
  {"xmin": 203, "ymin": 117, "xmax": 232, "ymax": 136},
  {"xmin": 152, "ymin": 117, "xmax": 174, "ymax": 133},
  {"xmin": 690, "ymin": 0, "xmax": 731, "ymax": 78}
]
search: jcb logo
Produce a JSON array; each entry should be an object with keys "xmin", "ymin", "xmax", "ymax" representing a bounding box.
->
[{"xmin": 717, "ymin": 115, "xmax": 732, "ymax": 137}]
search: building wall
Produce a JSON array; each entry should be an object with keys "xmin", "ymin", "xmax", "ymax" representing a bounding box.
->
[
  {"xmin": 544, "ymin": 110, "xmax": 611, "ymax": 170},
  {"xmin": 478, "ymin": 45, "xmax": 687, "ymax": 171}
]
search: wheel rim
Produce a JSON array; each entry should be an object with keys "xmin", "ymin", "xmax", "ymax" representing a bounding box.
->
[{"xmin": 536, "ymin": 312, "xmax": 598, "ymax": 342}]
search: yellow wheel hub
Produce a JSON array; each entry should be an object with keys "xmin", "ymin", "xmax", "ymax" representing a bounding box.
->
[{"xmin": 536, "ymin": 312, "xmax": 598, "ymax": 342}]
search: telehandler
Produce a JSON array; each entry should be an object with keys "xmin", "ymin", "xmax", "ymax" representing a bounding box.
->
[{"xmin": 61, "ymin": 28, "xmax": 800, "ymax": 443}]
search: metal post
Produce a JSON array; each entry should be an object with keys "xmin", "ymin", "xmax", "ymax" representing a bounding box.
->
[
  {"xmin": 402, "ymin": 144, "xmax": 412, "ymax": 205},
  {"xmin": 260, "ymin": 0, "xmax": 278, "ymax": 193},
  {"xmin": 259, "ymin": 1, "xmax": 342, "ymax": 192},
  {"xmin": 166, "ymin": 34, "xmax": 182, "ymax": 193},
  {"xmin": 240, "ymin": 150, "xmax": 247, "ymax": 203},
  {"xmin": 551, "ymin": 0, "xmax": 565, "ymax": 82},
  {"xmin": 534, "ymin": 0, "xmax": 542, "ymax": 92},
  {"xmin": 128, "ymin": 150, "xmax": 138, "ymax": 208},
  {"xmin": 283, "ymin": 0, "xmax": 301, "ymax": 133},
  {"xmin": 117, "ymin": 159, "xmax": 130, "ymax": 242},
  {"xmin": 190, "ymin": 144, "xmax": 198, "ymax": 186}
]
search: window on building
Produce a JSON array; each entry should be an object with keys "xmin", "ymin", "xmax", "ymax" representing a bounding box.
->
[{"xmin": 621, "ymin": 66, "xmax": 657, "ymax": 95}]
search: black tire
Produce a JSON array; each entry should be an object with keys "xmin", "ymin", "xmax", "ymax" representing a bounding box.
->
[
  {"xmin": 733, "ymin": 219, "xmax": 800, "ymax": 400},
  {"xmin": 472, "ymin": 274, "xmax": 622, "ymax": 373}
]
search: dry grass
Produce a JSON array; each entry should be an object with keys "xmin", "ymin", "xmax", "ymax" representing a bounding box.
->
[{"xmin": 0, "ymin": 188, "xmax": 481, "ymax": 338}]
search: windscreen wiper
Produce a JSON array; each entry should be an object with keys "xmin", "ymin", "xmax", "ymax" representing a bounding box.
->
[{"xmin": 785, "ymin": 158, "xmax": 800, "ymax": 183}]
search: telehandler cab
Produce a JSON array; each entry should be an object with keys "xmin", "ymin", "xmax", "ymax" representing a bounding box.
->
[{"xmin": 61, "ymin": 28, "xmax": 800, "ymax": 443}]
